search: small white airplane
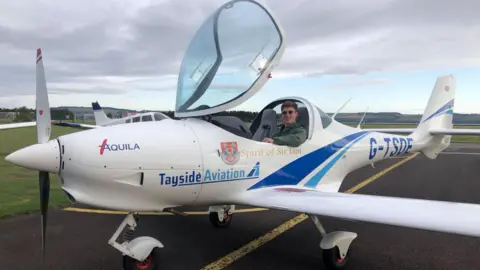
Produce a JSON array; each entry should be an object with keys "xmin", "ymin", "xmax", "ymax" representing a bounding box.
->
[
  {"xmin": 91, "ymin": 101, "xmax": 171, "ymax": 126},
  {"xmin": 4, "ymin": 1, "xmax": 480, "ymax": 269},
  {"xmin": 53, "ymin": 101, "xmax": 171, "ymax": 129}
]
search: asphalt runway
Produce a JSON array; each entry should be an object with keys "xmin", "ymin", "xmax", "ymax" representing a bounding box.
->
[{"xmin": 1, "ymin": 143, "xmax": 480, "ymax": 270}]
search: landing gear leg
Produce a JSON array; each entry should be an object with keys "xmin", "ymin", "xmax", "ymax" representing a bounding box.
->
[
  {"xmin": 309, "ymin": 215, "xmax": 357, "ymax": 269},
  {"xmin": 208, "ymin": 205, "xmax": 235, "ymax": 228},
  {"xmin": 108, "ymin": 212, "xmax": 164, "ymax": 270}
]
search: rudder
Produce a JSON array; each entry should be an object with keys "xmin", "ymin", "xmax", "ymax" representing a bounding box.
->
[
  {"xmin": 410, "ymin": 74, "xmax": 456, "ymax": 159},
  {"xmin": 91, "ymin": 101, "xmax": 111, "ymax": 126}
]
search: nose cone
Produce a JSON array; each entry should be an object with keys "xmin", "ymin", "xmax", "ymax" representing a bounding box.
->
[{"xmin": 5, "ymin": 139, "xmax": 60, "ymax": 173}]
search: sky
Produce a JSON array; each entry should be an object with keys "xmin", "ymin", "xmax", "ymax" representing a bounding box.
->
[{"xmin": 0, "ymin": 0, "xmax": 480, "ymax": 114}]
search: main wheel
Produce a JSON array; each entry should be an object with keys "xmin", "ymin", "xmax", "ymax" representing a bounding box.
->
[
  {"xmin": 322, "ymin": 246, "xmax": 348, "ymax": 269},
  {"xmin": 123, "ymin": 247, "xmax": 161, "ymax": 270},
  {"xmin": 209, "ymin": 211, "xmax": 232, "ymax": 228}
]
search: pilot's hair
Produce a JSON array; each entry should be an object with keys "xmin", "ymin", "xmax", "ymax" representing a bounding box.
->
[{"xmin": 281, "ymin": 100, "xmax": 298, "ymax": 111}]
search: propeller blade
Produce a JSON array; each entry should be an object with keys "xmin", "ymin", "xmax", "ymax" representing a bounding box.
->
[
  {"xmin": 36, "ymin": 48, "xmax": 51, "ymax": 144},
  {"xmin": 39, "ymin": 171, "xmax": 50, "ymax": 262},
  {"xmin": 35, "ymin": 49, "xmax": 52, "ymax": 262}
]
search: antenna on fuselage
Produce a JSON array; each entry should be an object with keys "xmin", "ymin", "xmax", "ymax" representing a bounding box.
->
[
  {"xmin": 332, "ymin": 97, "xmax": 352, "ymax": 120},
  {"xmin": 357, "ymin": 106, "xmax": 369, "ymax": 128}
]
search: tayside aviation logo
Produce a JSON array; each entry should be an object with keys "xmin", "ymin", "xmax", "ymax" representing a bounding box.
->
[{"xmin": 159, "ymin": 162, "xmax": 260, "ymax": 187}]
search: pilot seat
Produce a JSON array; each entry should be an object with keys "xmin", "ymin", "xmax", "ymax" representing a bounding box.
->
[
  {"xmin": 252, "ymin": 108, "xmax": 277, "ymax": 141},
  {"xmin": 296, "ymin": 107, "xmax": 309, "ymax": 137}
]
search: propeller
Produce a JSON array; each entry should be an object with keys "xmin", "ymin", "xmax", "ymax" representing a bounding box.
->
[
  {"xmin": 3, "ymin": 48, "xmax": 56, "ymax": 262},
  {"xmin": 35, "ymin": 48, "xmax": 52, "ymax": 262}
]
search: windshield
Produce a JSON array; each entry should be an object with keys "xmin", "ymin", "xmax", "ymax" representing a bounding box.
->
[
  {"xmin": 175, "ymin": 0, "xmax": 282, "ymax": 113},
  {"xmin": 316, "ymin": 106, "xmax": 332, "ymax": 128},
  {"xmin": 153, "ymin": 113, "xmax": 167, "ymax": 121}
]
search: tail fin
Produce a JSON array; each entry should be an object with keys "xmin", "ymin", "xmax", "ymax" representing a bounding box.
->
[
  {"xmin": 410, "ymin": 74, "xmax": 456, "ymax": 159},
  {"xmin": 91, "ymin": 101, "xmax": 111, "ymax": 126}
]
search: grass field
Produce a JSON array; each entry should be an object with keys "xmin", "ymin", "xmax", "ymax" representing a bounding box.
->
[
  {"xmin": 1, "ymin": 120, "xmax": 480, "ymax": 218},
  {"xmin": 0, "ymin": 124, "xmax": 83, "ymax": 218}
]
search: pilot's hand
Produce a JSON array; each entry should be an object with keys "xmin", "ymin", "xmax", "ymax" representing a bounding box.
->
[{"xmin": 263, "ymin": 138, "xmax": 273, "ymax": 143}]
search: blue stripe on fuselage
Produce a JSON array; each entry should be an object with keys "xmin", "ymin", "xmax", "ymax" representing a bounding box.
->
[
  {"xmin": 303, "ymin": 131, "xmax": 370, "ymax": 188},
  {"xmin": 247, "ymin": 131, "xmax": 370, "ymax": 190}
]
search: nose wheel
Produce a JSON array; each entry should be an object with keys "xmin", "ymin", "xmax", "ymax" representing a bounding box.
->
[
  {"xmin": 208, "ymin": 205, "xmax": 234, "ymax": 228},
  {"xmin": 322, "ymin": 246, "xmax": 348, "ymax": 269},
  {"xmin": 109, "ymin": 213, "xmax": 164, "ymax": 270},
  {"xmin": 123, "ymin": 248, "xmax": 161, "ymax": 270}
]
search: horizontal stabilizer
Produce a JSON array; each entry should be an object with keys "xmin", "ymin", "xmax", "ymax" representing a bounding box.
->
[
  {"xmin": 235, "ymin": 187, "xmax": 480, "ymax": 237},
  {"xmin": 429, "ymin": 128, "xmax": 480, "ymax": 136},
  {"xmin": 362, "ymin": 127, "xmax": 480, "ymax": 136}
]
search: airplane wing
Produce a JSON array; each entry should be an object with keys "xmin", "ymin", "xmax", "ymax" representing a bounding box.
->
[
  {"xmin": 0, "ymin": 121, "xmax": 36, "ymax": 130},
  {"xmin": 1, "ymin": 121, "xmax": 100, "ymax": 131},
  {"xmin": 52, "ymin": 121, "xmax": 100, "ymax": 129},
  {"xmin": 429, "ymin": 128, "xmax": 480, "ymax": 136},
  {"xmin": 232, "ymin": 186, "xmax": 480, "ymax": 237}
]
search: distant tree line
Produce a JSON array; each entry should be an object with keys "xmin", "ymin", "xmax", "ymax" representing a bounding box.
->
[
  {"xmin": 0, "ymin": 107, "xmax": 75, "ymax": 122},
  {"xmin": 3, "ymin": 107, "xmax": 480, "ymax": 124}
]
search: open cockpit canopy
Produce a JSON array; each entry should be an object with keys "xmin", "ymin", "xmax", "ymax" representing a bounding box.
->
[{"xmin": 174, "ymin": 0, "xmax": 285, "ymax": 118}]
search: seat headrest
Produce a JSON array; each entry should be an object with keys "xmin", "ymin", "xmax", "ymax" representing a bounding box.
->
[
  {"xmin": 296, "ymin": 107, "xmax": 309, "ymax": 130},
  {"xmin": 251, "ymin": 108, "xmax": 278, "ymax": 141},
  {"xmin": 261, "ymin": 108, "xmax": 277, "ymax": 125}
]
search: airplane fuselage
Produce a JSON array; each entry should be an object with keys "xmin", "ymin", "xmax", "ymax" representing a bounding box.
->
[{"xmin": 56, "ymin": 118, "xmax": 431, "ymax": 212}]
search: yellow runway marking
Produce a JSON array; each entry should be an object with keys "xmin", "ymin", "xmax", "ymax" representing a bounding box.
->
[
  {"xmin": 345, "ymin": 153, "xmax": 419, "ymax": 194},
  {"xmin": 63, "ymin": 207, "xmax": 269, "ymax": 215},
  {"xmin": 200, "ymin": 153, "xmax": 419, "ymax": 270},
  {"xmin": 201, "ymin": 214, "xmax": 309, "ymax": 270}
]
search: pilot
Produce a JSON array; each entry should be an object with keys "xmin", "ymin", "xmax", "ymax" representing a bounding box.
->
[{"xmin": 263, "ymin": 100, "xmax": 307, "ymax": 147}]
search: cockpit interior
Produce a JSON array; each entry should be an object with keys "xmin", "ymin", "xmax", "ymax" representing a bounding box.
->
[{"xmin": 205, "ymin": 98, "xmax": 313, "ymax": 142}]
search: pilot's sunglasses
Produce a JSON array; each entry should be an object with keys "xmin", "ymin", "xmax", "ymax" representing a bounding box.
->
[{"xmin": 282, "ymin": 110, "xmax": 294, "ymax": 115}]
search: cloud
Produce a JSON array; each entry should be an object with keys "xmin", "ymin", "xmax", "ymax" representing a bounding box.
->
[
  {"xmin": 0, "ymin": 0, "xmax": 479, "ymax": 107},
  {"xmin": 275, "ymin": 0, "xmax": 480, "ymax": 76}
]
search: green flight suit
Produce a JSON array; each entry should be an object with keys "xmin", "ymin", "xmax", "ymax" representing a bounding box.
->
[{"xmin": 272, "ymin": 123, "xmax": 307, "ymax": 147}]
